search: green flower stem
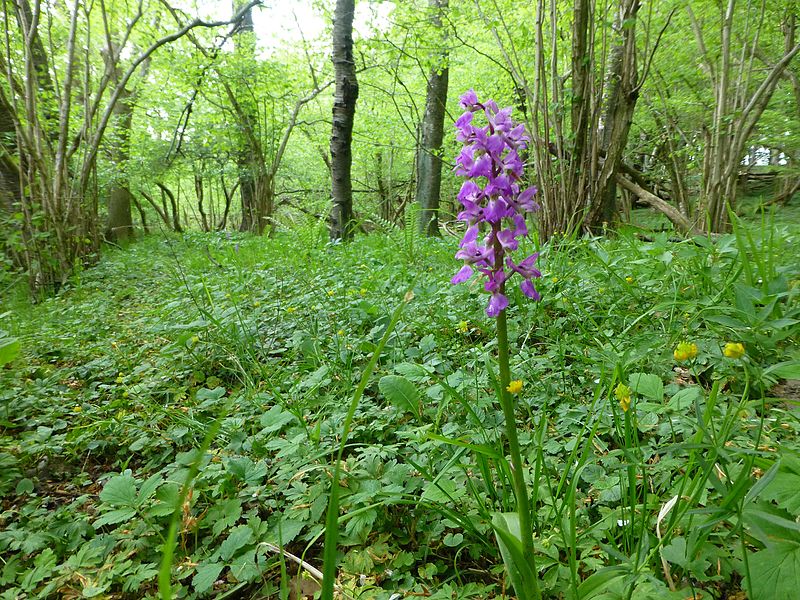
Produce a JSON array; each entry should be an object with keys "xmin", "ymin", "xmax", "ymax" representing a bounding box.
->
[{"xmin": 496, "ymin": 308, "xmax": 541, "ymax": 600}]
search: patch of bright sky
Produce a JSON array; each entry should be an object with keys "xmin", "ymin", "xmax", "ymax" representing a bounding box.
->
[{"xmin": 185, "ymin": 1, "xmax": 393, "ymax": 56}]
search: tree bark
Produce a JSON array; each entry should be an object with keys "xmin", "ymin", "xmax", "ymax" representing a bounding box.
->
[
  {"xmin": 587, "ymin": 0, "xmax": 642, "ymax": 229},
  {"xmin": 104, "ymin": 44, "xmax": 139, "ymax": 243},
  {"xmin": 415, "ymin": 0, "xmax": 449, "ymax": 237},
  {"xmin": 329, "ymin": 0, "xmax": 358, "ymax": 241}
]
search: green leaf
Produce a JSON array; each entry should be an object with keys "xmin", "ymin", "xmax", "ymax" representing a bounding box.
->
[
  {"xmin": 667, "ymin": 387, "xmax": 702, "ymax": 411},
  {"xmin": 268, "ymin": 518, "xmax": 305, "ymax": 545},
  {"xmin": 491, "ymin": 513, "xmax": 538, "ymax": 599},
  {"xmin": 705, "ymin": 315, "xmax": 747, "ymax": 329},
  {"xmin": 761, "ymin": 456, "xmax": 800, "ymax": 514},
  {"xmin": 765, "ymin": 361, "xmax": 800, "ymax": 380},
  {"xmin": 746, "ymin": 542, "xmax": 800, "ymax": 600},
  {"xmin": 443, "ymin": 532, "xmax": 463, "ymax": 547},
  {"xmin": 577, "ymin": 565, "xmax": 630, "ymax": 599},
  {"xmin": 137, "ymin": 473, "xmax": 162, "ymax": 505},
  {"xmin": 0, "ymin": 337, "xmax": 20, "ymax": 366},
  {"xmin": 378, "ymin": 375, "xmax": 420, "ymax": 416},
  {"xmin": 192, "ymin": 562, "xmax": 224, "ymax": 594},
  {"xmin": 259, "ymin": 405, "xmax": 296, "ymax": 434},
  {"xmin": 15, "ymin": 478, "xmax": 34, "ymax": 495},
  {"xmin": 629, "ymin": 373, "xmax": 663, "ymax": 400},
  {"xmin": 94, "ymin": 508, "xmax": 137, "ymax": 528},
  {"xmin": 196, "ymin": 387, "xmax": 226, "ymax": 402},
  {"xmin": 217, "ymin": 525, "xmax": 252, "ymax": 561},
  {"xmin": 99, "ymin": 473, "xmax": 138, "ymax": 507}
]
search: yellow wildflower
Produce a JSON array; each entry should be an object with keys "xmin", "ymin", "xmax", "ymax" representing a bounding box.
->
[
  {"xmin": 286, "ymin": 307, "xmax": 296, "ymax": 314},
  {"xmin": 506, "ymin": 380, "xmax": 523, "ymax": 395},
  {"xmin": 337, "ymin": 330, "xmax": 345, "ymax": 336},
  {"xmin": 327, "ymin": 290, "xmax": 335, "ymax": 297},
  {"xmin": 253, "ymin": 300, "xmax": 261, "ymax": 307},
  {"xmin": 723, "ymin": 342, "xmax": 745, "ymax": 359},
  {"xmin": 73, "ymin": 405, "xmax": 82, "ymax": 413},
  {"xmin": 457, "ymin": 320, "xmax": 469, "ymax": 333},
  {"xmin": 615, "ymin": 383, "xmax": 632, "ymax": 412},
  {"xmin": 625, "ymin": 276, "xmax": 634, "ymax": 284},
  {"xmin": 360, "ymin": 288, "xmax": 367, "ymax": 296},
  {"xmin": 673, "ymin": 341, "xmax": 698, "ymax": 362}
]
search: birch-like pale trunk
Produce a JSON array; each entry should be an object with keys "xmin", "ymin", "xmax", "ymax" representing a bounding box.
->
[{"xmin": 329, "ymin": 0, "xmax": 358, "ymax": 241}]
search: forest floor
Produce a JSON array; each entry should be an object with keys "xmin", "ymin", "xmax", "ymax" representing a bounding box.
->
[{"xmin": 1, "ymin": 202, "xmax": 800, "ymax": 599}]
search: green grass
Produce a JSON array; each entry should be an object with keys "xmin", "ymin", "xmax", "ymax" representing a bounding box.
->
[{"xmin": 1, "ymin": 218, "xmax": 799, "ymax": 599}]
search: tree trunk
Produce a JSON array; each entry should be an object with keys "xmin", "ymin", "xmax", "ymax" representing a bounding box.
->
[
  {"xmin": 689, "ymin": 3, "xmax": 800, "ymax": 232},
  {"xmin": 587, "ymin": 0, "xmax": 641, "ymax": 229},
  {"xmin": 105, "ymin": 61, "xmax": 135, "ymax": 242},
  {"xmin": 329, "ymin": 0, "xmax": 358, "ymax": 241},
  {"xmin": 415, "ymin": 0, "xmax": 449, "ymax": 237}
]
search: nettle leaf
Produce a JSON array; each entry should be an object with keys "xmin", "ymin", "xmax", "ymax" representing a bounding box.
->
[
  {"xmin": 192, "ymin": 562, "xmax": 224, "ymax": 594},
  {"xmin": 99, "ymin": 473, "xmax": 138, "ymax": 507},
  {"xmin": 746, "ymin": 542, "xmax": 800, "ymax": 600},
  {"xmin": 378, "ymin": 375, "xmax": 420, "ymax": 416},
  {"xmin": 217, "ymin": 525, "xmax": 252, "ymax": 561},
  {"xmin": 629, "ymin": 373, "xmax": 663, "ymax": 401}
]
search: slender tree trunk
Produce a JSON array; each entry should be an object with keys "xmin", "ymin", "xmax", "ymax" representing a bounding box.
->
[
  {"xmin": 329, "ymin": 0, "xmax": 358, "ymax": 241},
  {"xmin": 690, "ymin": 2, "xmax": 800, "ymax": 232},
  {"xmin": 195, "ymin": 174, "xmax": 209, "ymax": 231},
  {"xmin": 415, "ymin": 0, "xmax": 449, "ymax": 237},
  {"xmin": 105, "ymin": 55, "xmax": 135, "ymax": 242}
]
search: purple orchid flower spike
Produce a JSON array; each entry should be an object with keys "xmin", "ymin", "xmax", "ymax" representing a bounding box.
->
[{"xmin": 450, "ymin": 91, "xmax": 543, "ymax": 317}]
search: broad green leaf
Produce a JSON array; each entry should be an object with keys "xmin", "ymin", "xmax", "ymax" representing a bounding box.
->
[
  {"xmin": 420, "ymin": 477, "xmax": 464, "ymax": 503},
  {"xmin": 0, "ymin": 337, "xmax": 20, "ymax": 366},
  {"xmin": 94, "ymin": 508, "xmax": 137, "ymax": 528},
  {"xmin": 229, "ymin": 548, "xmax": 260, "ymax": 582},
  {"xmin": 299, "ymin": 365, "xmax": 330, "ymax": 389},
  {"xmin": 378, "ymin": 375, "xmax": 419, "ymax": 416},
  {"xmin": 491, "ymin": 512, "xmax": 538, "ymax": 599},
  {"xmin": 761, "ymin": 456, "xmax": 800, "ymax": 514},
  {"xmin": 259, "ymin": 405, "xmax": 296, "ymax": 433},
  {"xmin": 746, "ymin": 542, "xmax": 800, "ymax": 600},
  {"xmin": 629, "ymin": 373, "xmax": 663, "ymax": 400},
  {"xmin": 99, "ymin": 473, "xmax": 138, "ymax": 507},
  {"xmin": 765, "ymin": 361, "xmax": 800, "ymax": 380},
  {"xmin": 218, "ymin": 525, "xmax": 252, "ymax": 561},
  {"xmin": 705, "ymin": 315, "xmax": 747, "ymax": 329},
  {"xmin": 577, "ymin": 565, "xmax": 630, "ymax": 599},
  {"xmin": 667, "ymin": 387, "xmax": 702, "ymax": 411},
  {"xmin": 267, "ymin": 517, "xmax": 305, "ymax": 545},
  {"xmin": 137, "ymin": 473, "xmax": 162, "ymax": 505},
  {"xmin": 196, "ymin": 387, "xmax": 226, "ymax": 402},
  {"xmin": 15, "ymin": 478, "xmax": 34, "ymax": 495},
  {"xmin": 192, "ymin": 562, "xmax": 224, "ymax": 594}
]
